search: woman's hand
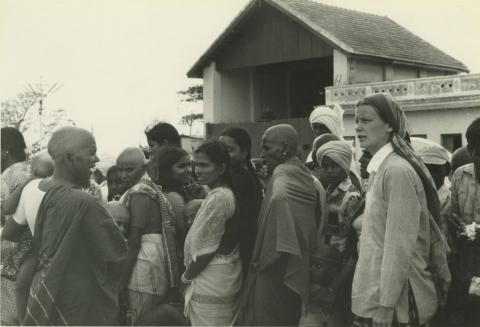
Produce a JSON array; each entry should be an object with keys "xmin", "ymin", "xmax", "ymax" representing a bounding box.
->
[{"xmin": 372, "ymin": 306, "xmax": 394, "ymax": 327}]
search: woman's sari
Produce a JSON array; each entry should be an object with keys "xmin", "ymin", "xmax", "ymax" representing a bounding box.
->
[{"xmin": 184, "ymin": 187, "xmax": 242, "ymax": 326}]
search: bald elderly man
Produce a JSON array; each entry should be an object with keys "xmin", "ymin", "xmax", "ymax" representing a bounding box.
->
[
  {"xmin": 2, "ymin": 127, "xmax": 128, "ymax": 326},
  {"xmin": 238, "ymin": 124, "xmax": 318, "ymax": 326},
  {"xmin": 31, "ymin": 151, "xmax": 55, "ymax": 178},
  {"xmin": 116, "ymin": 147, "xmax": 177, "ymax": 325}
]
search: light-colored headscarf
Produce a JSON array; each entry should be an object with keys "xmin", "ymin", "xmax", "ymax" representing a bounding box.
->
[
  {"xmin": 309, "ymin": 104, "xmax": 344, "ymax": 139},
  {"xmin": 357, "ymin": 93, "xmax": 440, "ymax": 225},
  {"xmin": 418, "ymin": 145, "xmax": 450, "ymax": 166},
  {"xmin": 316, "ymin": 141, "xmax": 352, "ymax": 175}
]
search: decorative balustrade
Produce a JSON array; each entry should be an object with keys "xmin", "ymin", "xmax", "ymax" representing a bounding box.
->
[{"xmin": 325, "ymin": 73, "xmax": 480, "ymax": 105}]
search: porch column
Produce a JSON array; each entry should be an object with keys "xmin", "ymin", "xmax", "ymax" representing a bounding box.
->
[{"xmin": 203, "ymin": 61, "xmax": 222, "ymax": 125}]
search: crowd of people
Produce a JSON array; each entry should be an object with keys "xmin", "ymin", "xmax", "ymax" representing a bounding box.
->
[{"xmin": 0, "ymin": 93, "xmax": 479, "ymax": 327}]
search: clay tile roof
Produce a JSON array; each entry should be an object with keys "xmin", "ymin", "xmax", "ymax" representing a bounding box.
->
[{"xmin": 187, "ymin": 0, "xmax": 468, "ymax": 78}]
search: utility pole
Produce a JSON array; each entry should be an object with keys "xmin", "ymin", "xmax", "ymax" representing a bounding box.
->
[{"xmin": 26, "ymin": 77, "xmax": 63, "ymax": 142}]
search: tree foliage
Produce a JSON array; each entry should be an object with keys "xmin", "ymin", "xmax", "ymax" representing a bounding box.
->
[
  {"xmin": 1, "ymin": 89, "xmax": 75, "ymax": 153},
  {"xmin": 1, "ymin": 90, "xmax": 39, "ymax": 131},
  {"xmin": 177, "ymin": 84, "xmax": 204, "ymax": 135},
  {"xmin": 177, "ymin": 84, "xmax": 203, "ymax": 102},
  {"xmin": 181, "ymin": 113, "xmax": 204, "ymax": 127}
]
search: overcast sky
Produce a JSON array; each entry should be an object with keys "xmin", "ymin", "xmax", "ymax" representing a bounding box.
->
[{"xmin": 1, "ymin": 0, "xmax": 478, "ymax": 158}]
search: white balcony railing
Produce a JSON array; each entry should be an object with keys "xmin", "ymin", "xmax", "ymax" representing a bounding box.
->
[{"xmin": 325, "ymin": 73, "xmax": 480, "ymax": 106}]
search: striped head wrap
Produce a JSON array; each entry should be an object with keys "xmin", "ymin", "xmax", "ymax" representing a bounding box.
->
[{"xmin": 316, "ymin": 141, "xmax": 352, "ymax": 175}]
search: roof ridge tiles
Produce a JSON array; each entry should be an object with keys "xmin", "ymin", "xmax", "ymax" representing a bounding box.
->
[{"xmin": 280, "ymin": 0, "xmax": 387, "ymax": 19}]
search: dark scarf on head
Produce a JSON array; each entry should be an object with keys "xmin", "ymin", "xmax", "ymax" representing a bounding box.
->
[{"xmin": 360, "ymin": 94, "xmax": 441, "ymax": 226}]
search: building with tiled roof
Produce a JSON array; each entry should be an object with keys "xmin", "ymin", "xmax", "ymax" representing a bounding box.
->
[
  {"xmin": 188, "ymin": 0, "xmax": 468, "ymax": 78},
  {"xmin": 188, "ymin": 0, "xmax": 479, "ymax": 156}
]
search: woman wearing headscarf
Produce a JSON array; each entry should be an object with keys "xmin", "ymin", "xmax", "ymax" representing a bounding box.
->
[
  {"xmin": 306, "ymin": 104, "xmax": 344, "ymax": 163},
  {"xmin": 306, "ymin": 141, "xmax": 363, "ymax": 327},
  {"xmin": 351, "ymin": 94, "xmax": 449, "ymax": 327}
]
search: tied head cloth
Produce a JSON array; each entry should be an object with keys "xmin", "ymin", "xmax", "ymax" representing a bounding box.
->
[
  {"xmin": 309, "ymin": 104, "xmax": 344, "ymax": 139},
  {"xmin": 316, "ymin": 141, "xmax": 352, "ymax": 175}
]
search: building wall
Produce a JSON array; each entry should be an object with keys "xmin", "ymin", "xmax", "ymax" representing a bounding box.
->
[
  {"xmin": 219, "ymin": 68, "xmax": 252, "ymax": 123},
  {"xmin": 203, "ymin": 63, "xmax": 252, "ymax": 124},
  {"xmin": 216, "ymin": 4, "xmax": 333, "ymax": 70},
  {"xmin": 342, "ymin": 107, "xmax": 479, "ymax": 151},
  {"xmin": 419, "ymin": 69, "xmax": 451, "ymax": 78},
  {"xmin": 349, "ymin": 58, "xmax": 454, "ymax": 84},
  {"xmin": 206, "ymin": 106, "xmax": 477, "ymax": 163},
  {"xmin": 404, "ymin": 108, "xmax": 478, "ymax": 148},
  {"xmin": 203, "ymin": 62, "xmax": 222, "ymax": 123},
  {"xmin": 350, "ymin": 59, "xmax": 384, "ymax": 84},
  {"xmin": 333, "ymin": 50, "xmax": 349, "ymax": 86}
]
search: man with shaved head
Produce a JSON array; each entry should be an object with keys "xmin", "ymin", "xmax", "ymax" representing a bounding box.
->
[
  {"xmin": 116, "ymin": 146, "xmax": 178, "ymax": 325},
  {"xmin": 17, "ymin": 127, "xmax": 128, "ymax": 326},
  {"xmin": 31, "ymin": 151, "xmax": 55, "ymax": 178},
  {"xmin": 238, "ymin": 124, "xmax": 318, "ymax": 325}
]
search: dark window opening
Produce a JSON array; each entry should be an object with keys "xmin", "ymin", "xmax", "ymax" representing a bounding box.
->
[
  {"xmin": 289, "ymin": 59, "xmax": 333, "ymax": 118},
  {"xmin": 441, "ymin": 133, "xmax": 462, "ymax": 153},
  {"xmin": 254, "ymin": 58, "xmax": 333, "ymax": 121}
]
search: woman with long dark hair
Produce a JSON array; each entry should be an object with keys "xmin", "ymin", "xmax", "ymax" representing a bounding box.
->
[
  {"xmin": 153, "ymin": 146, "xmax": 192, "ymax": 246},
  {"xmin": 182, "ymin": 140, "xmax": 242, "ymax": 326},
  {"xmin": 219, "ymin": 127, "xmax": 263, "ymax": 277}
]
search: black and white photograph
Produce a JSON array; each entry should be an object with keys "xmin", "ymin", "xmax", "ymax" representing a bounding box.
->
[{"xmin": 1, "ymin": 0, "xmax": 479, "ymax": 326}]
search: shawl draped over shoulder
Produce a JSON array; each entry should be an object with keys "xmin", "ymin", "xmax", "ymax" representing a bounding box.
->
[
  {"xmin": 184, "ymin": 187, "xmax": 236, "ymax": 266},
  {"xmin": 252, "ymin": 157, "xmax": 317, "ymax": 302},
  {"xmin": 121, "ymin": 177, "xmax": 179, "ymax": 287},
  {"xmin": 24, "ymin": 184, "xmax": 128, "ymax": 326}
]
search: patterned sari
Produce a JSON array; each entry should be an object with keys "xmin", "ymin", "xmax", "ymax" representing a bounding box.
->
[
  {"xmin": 1, "ymin": 161, "xmax": 32, "ymax": 325},
  {"xmin": 119, "ymin": 176, "xmax": 178, "ymax": 325}
]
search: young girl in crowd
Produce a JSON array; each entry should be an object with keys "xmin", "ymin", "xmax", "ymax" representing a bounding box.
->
[
  {"xmin": 311, "ymin": 141, "xmax": 363, "ymax": 327},
  {"xmin": 106, "ymin": 165, "xmax": 124, "ymax": 201},
  {"xmin": 182, "ymin": 141, "xmax": 242, "ymax": 326},
  {"xmin": 219, "ymin": 127, "xmax": 263, "ymax": 277}
]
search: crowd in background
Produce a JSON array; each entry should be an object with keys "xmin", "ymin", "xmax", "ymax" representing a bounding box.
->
[{"xmin": 1, "ymin": 93, "xmax": 479, "ymax": 327}]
